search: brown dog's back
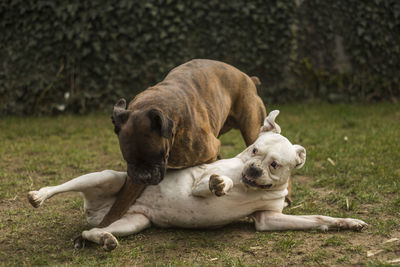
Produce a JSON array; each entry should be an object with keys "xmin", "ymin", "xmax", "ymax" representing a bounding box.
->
[{"xmin": 129, "ymin": 59, "xmax": 265, "ymax": 168}]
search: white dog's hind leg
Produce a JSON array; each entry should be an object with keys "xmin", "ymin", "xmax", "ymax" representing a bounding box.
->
[
  {"xmin": 253, "ymin": 211, "xmax": 367, "ymax": 232},
  {"xmin": 28, "ymin": 170, "xmax": 126, "ymax": 208},
  {"xmin": 82, "ymin": 213, "xmax": 151, "ymax": 251},
  {"xmin": 192, "ymin": 174, "xmax": 233, "ymax": 197}
]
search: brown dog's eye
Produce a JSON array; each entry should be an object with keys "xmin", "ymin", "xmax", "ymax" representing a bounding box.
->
[{"xmin": 252, "ymin": 147, "xmax": 258, "ymax": 155}]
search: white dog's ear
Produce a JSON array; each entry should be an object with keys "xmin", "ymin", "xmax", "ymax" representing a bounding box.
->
[
  {"xmin": 261, "ymin": 110, "xmax": 281, "ymax": 134},
  {"xmin": 294, "ymin": 145, "xmax": 306, "ymax": 169}
]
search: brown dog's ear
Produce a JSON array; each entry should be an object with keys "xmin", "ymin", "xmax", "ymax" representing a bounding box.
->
[
  {"xmin": 111, "ymin": 98, "xmax": 130, "ymax": 134},
  {"xmin": 148, "ymin": 109, "xmax": 174, "ymax": 139}
]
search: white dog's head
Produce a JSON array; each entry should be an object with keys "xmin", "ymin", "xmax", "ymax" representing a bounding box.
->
[{"xmin": 241, "ymin": 110, "xmax": 306, "ymax": 190}]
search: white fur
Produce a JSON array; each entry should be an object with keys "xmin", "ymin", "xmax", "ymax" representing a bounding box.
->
[{"xmin": 28, "ymin": 110, "xmax": 367, "ymax": 251}]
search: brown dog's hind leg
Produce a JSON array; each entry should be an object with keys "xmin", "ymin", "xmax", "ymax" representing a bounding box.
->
[{"xmin": 237, "ymin": 98, "xmax": 266, "ymax": 146}]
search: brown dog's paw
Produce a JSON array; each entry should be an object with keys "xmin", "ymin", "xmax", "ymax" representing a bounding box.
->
[{"xmin": 209, "ymin": 174, "xmax": 232, "ymax": 197}]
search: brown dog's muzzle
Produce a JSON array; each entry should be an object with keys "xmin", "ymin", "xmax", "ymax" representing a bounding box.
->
[{"xmin": 127, "ymin": 162, "xmax": 166, "ymax": 185}]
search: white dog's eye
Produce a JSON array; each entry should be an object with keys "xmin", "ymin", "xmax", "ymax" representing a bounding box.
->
[
  {"xmin": 252, "ymin": 147, "xmax": 258, "ymax": 155},
  {"xmin": 270, "ymin": 161, "xmax": 278, "ymax": 169}
]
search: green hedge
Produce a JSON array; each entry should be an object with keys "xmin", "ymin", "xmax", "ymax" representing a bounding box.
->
[
  {"xmin": 293, "ymin": 0, "xmax": 400, "ymax": 101},
  {"xmin": 0, "ymin": 0, "xmax": 399, "ymax": 114}
]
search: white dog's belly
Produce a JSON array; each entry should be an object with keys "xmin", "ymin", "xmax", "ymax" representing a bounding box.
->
[
  {"xmin": 130, "ymin": 194, "xmax": 254, "ymax": 228},
  {"xmin": 126, "ymin": 165, "xmax": 287, "ymax": 228}
]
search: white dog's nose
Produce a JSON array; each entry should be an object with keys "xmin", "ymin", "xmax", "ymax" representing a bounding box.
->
[{"xmin": 245, "ymin": 164, "xmax": 263, "ymax": 179}]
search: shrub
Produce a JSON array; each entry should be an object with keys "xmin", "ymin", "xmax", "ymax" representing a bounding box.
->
[{"xmin": 0, "ymin": 0, "xmax": 399, "ymax": 114}]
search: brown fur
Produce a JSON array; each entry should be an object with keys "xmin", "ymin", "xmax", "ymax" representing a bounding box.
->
[
  {"xmin": 97, "ymin": 179, "xmax": 145, "ymax": 228},
  {"xmin": 114, "ymin": 59, "xmax": 267, "ymax": 182},
  {"xmin": 132, "ymin": 60, "xmax": 265, "ymax": 165}
]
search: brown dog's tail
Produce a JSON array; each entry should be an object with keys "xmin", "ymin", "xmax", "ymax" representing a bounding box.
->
[{"xmin": 250, "ymin": 76, "xmax": 261, "ymax": 86}]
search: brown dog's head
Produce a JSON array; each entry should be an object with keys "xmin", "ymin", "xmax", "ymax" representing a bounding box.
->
[{"xmin": 112, "ymin": 99, "xmax": 174, "ymax": 185}]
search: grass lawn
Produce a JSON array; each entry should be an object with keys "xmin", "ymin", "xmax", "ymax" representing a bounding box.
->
[{"xmin": 1, "ymin": 103, "xmax": 399, "ymax": 266}]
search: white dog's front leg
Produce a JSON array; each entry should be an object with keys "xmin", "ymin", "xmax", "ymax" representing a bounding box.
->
[
  {"xmin": 209, "ymin": 174, "xmax": 233, "ymax": 196},
  {"xmin": 252, "ymin": 211, "xmax": 367, "ymax": 232},
  {"xmin": 27, "ymin": 170, "xmax": 126, "ymax": 208},
  {"xmin": 82, "ymin": 213, "xmax": 151, "ymax": 251},
  {"xmin": 192, "ymin": 174, "xmax": 233, "ymax": 197}
]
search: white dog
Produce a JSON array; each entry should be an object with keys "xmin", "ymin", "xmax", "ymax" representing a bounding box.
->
[{"xmin": 28, "ymin": 110, "xmax": 366, "ymax": 251}]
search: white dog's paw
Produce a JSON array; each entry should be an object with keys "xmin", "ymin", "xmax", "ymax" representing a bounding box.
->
[
  {"xmin": 100, "ymin": 232, "xmax": 119, "ymax": 252},
  {"xmin": 335, "ymin": 218, "xmax": 368, "ymax": 231},
  {"xmin": 209, "ymin": 174, "xmax": 233, "ymax": 197},
  {"xmin": 27, "ymin": 187, "xmax": 51, "ymax": 208}
]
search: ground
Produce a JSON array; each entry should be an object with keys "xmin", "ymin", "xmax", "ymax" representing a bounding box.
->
[{"xmin": 0, "ymin": 103, "xmax": 399, "ymax": 266}]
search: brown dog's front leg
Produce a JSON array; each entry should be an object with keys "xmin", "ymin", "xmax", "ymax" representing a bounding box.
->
[
  {"xmin": 74, "ymin": 179, "xmax": 144, "ymax": 249},
  {"xmin": 98, "ymin": 178, "xmax": 146, "ymax": 228}
]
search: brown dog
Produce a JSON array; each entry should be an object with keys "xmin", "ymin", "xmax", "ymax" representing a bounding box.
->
[{"xmin": 97, "ymin": 59, "xmax": 267, "ymax": 229}]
